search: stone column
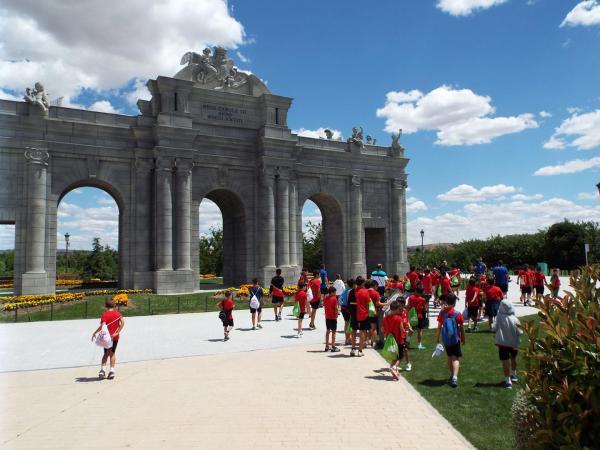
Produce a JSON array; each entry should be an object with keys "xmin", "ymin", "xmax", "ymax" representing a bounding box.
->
[
  {"xmin": 288, "ymin": 177, "xmax": 298, "ymax": 267},
  {"xmin": 399, "ymin": 180, "xmax": 408, "ymax": 265},
  {"xmin": 391, "ymin": 179, "xmax": 408, "ymax": 272},
  {"xmin": 24, "ymin": 148, "xmax": 49, "ymax": 273},
  {"xmin": 174, "ymin": 160, "xmax": 192, "ymax": 270},
  {"xmin": 155, "ymin": 157, "xmax": 173, "ymax": 270},
  {"xmin": 276, "ymin": 176, "xmax": 290, "ymax": 267},
  {"xmin": 260, "ymin": 175, "xmax": 276, "ymax": 269},
  {"xmin": 350, "ymin": 175, "xmax": 364, "ymax": 272}
]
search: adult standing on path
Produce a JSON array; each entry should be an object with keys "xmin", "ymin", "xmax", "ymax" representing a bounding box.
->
[
  {"xmin": 473, "ymin": 257, "xmax": 487, "ymax": 278},
  {"xmin": 371, "ymin": 264, "xmax": 388, "ymax": 299},
  {"xmin": 492, "ymin": 261, "xmax": 509, "ymax": 298},
  {"xmin": 270, "ymin": 268, "xmax": 285, "ymax": 321},
  {"xmin": 249, "ymin": 278, "xmax": 263, "ymax": 330},
  {"xmin": 319, "ymin": 263, "xmax": 329, "ymax": 300}
]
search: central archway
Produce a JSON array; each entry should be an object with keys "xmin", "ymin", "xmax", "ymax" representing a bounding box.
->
[{"xmin": 199, "ymin": 189, "xmax": 247, "ymax": 286}]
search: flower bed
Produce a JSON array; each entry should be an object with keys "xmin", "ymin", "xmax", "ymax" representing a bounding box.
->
[
  {"xmin": 213, "ymin": 284, "xmax": 298, "ymax": 299},
  {"xmin": 112, "ymin": 293, "xmax": 128, "ymax": 306}
]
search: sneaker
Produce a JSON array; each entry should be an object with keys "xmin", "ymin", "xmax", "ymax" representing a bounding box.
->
[
  {"xmin": 511, "ymin": 374, "xmax": 518, "ymax": 382},
  {"xmin": 274, "ymin": 315, "xmax": 279, "ymax": 322},
  {"xmin": 278, "ymin": 314, "xmax": 282, "ymax": 321},
  {"xmin": 330, "ymin": 346, "xmax": 341, "ymax": 352},
  {"xmin": 504, "ymin": 380, "xmax": 513, "ymax": 389},
  {"xmin": 357, "ymin": 350, "xmax": 364, "ymax": 357},
  {"xmin": 98, "ymin": 369, "xmax": 106, "ymax": 380},
  {"xmin": 107, "ymin": 371, "xmax": 115, "ymax": 380},
  {"xmin": 252, "ymin": 326, "xmax": 256, "ymax": 330},
  {"xmin": 324, "ymin": 346, "xmax": 330, "ymax": 352},
  {"xmin": 417, "ymin": 343, "xmax": 425, "ymax": 350},
  {"xmin": 224, "ymin": 333, "xmax": 229, "ymax": 341},
  {"xmin": 405, "ymin": 363, "xmax": 412, "ymax": 372},
  {"xmin": 450, "ymin": 377, "xmax": 458, "ymax": 388},
  {"xmin": 350, "ymin": 349, "xmax": 356, "ymax": 357},
  {"xmin": 310, "ymin": 324, "xmax": 316, "ymax": 330},
  {"xmin": 257, "ymin": 323, "xmax": 263, "ymax": 329},
  {"xmin": 473, "ymin": 327, "xmax": 478, "ymax": 332}
]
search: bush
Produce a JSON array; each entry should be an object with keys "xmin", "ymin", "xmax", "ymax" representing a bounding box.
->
[
  {"xmin": 511, "ymin": 390, "xmax": 536, "ymax": 450},
  {"xmin": 521, "ymin": 265, "xmax": 600, "ymax": 449}
]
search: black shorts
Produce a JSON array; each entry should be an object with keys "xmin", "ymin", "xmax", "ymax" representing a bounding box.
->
[
  {"xmin": 397, "ymin": 342, "xmax": 406, "ymax": 360},
  {"xmin": 498, "ymin": 346, "xmax": 518, "ymax": 361},
  {"xmin": 320, "ymin": 285, "xmax": 328, "ymax": 294},
  {"xmin": 103, "ymin": 340, "xmax": 118, "ymax": 354},
  {"xmin": 445, "ymin": 342, "xmax": 462, "ymax": 358},
  {"xmin": 221, "ymin": 318, "xmax": 234, "ymax": 327},
  {"xmin": 272, "ymin": 296, "xmax": 284, "ymax": 305},
  {"xmin": 535, "ymin": 285, "xmax": 544, "ymax": 295},
  {"xmin": 520, "ymin": 286, "xmax": 531, "ymax": 295},
  {"xmin": 486, "ymin": 300, "xmax": 500, "ymax": 318},
  {"xmin": 356, "ymin": 319, "xmax": 370, "ymax": 331},
  {"xmin": 369, "ymin": 316, "xmax": 378, "ymax": 326},
  {"xmin": 499, "ymin": 283, "xmax": 508, "ymax": 293},
  {"xmin": 250, "ymin": 307, "xmax": 262, "ymax": 314},
  {"xmin": 467, "ymin": 306, "xmax": 479, "ymax": 320},
  {"xmin": 417, "ymin": 317, "xmax": 428, "ymax": 330},
  {"xmin": 341, "ymin": 308, "xmax": 351, "ymax": 321},
  {"xmin": 309, "ymin": 301, "xmax": 320, "ymax": 310},
  {"xmin": 298, "ymin": 312, "xmax": 306, "ymax": 319},
  {"xmin": 325, "ymin": 319, "xmax": 337, "ymax": 331}
]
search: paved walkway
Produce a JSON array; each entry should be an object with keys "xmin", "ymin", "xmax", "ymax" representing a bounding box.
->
[{"xmin": 0, "ymin": 343, "xmax": 474, "ymax": 449}]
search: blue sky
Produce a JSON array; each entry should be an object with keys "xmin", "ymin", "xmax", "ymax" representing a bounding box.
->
[{"xmin": 1, "ymin": 0, "xmax": 600, "ymax": 250}]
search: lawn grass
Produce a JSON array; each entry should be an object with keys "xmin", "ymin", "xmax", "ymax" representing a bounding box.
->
[
  {"xmin": 0, "ymin": 292, "xmax": 298, "ymax": 323},
  {"xmin": 380, "ymin": 314, "xmax": 539, "ymax": 450},
  {"xmin": 198, "ymin": 277, "xmax": 224, "ymax": 285}
]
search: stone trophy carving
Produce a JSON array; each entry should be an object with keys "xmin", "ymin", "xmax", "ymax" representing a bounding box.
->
[
  {"xmin": 24, "ymin": 82, "xmax": 50, "ymax": 112},
  {"xmin": 324, "ymin": 129, "xmax": 333, "ymax": 140},
  {"xmin": 178, "ymin": 47, "xmax": 247, "ymax": 90},
  {"xmin": 180, "ymin": 48, "xmax": 218, "ymax": 83},
  {"xmin": 347, "ymin": 126, "xmax": 364, "ymax": 147},
  {"xmin": 390, "ymin": 129, "xmax": 404, "ymax": 156},
  {"xmin": 366, "ymin": 135, "xmax": 373, "ymax": 145}
]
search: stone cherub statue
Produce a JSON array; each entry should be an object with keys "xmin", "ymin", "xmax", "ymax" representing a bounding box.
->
[
  {"xmin": 390, "ymin": 129, "xmax": 404, "ymax": 156},
  {"xmin": 24, "ymin": 82, "xmax": 50, "ymax": 112},
  {"xmin": 347, "ymin": 126, "xmax": 364, "ymax": 147},
  {"xmin": 324, "ymin": 129, "xmax": 333, "ymax": 140},
  {"xmin": 180, "ymin": 48, "xmax": 218, "ymax": 83}
]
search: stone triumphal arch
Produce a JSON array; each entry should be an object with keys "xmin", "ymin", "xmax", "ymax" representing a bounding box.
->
[{"xmin": 0, "ymin": 48, "xmax": 409, "ymax": 295}]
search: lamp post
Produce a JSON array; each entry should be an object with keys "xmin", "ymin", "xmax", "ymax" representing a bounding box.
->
[
  {"xmin": 64, "ymin": 232, "xmax": 70, "ymax": 272},
  {"xmin": 596, "ymin": 182, "xmax": 600, "ymax": 197},
  {"xmin": 420, "ymin": 229, "xmax": 425, "ymax": 267}
]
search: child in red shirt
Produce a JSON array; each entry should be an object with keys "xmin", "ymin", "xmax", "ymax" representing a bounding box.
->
[
  {"xmin": 323, "ymin": 286, "xmax": 340, "ymax": 352},
  {"xmin": 464, "ymin": 277, "xmax": 481, "ymax": 332},
  {"xmin": 352, "ymin": 276, "xmax": 371, "ymax": 357},
  {"xmin": 436, "ymin": 294, "xmax": 465, "ymax": 388},
  {"xmin": 217, "ymin": 291, "xmax": 235, "ymax": 341},
  {"xmin": 407, "ymin": 286, "xmax": 428, "ymax": 350},
  {"xmin": 484, "ymin": 278, "xmax": 504, "ymax": 329},
  {"xmin": 550, "ymin": 268, "xmax": 561, "ymax": 299},
  {"xmin": 449, "ymin": 265, "xmax": 461, "ymax": 296},
  {"xmin": 517, "ymin": 264, "xmax": 533, "ymax": 306},
  {"xmin": 92, "ymin": 298, "xmax": 124, "ymax": 380},
  {"xmin": 398, "ymin": 298, "xmax": 413, "ymax": 371},
  {"xmin": 366, "ymin": 280, "xmax": 382, "ymax": 347},
  {"xmin": 383, "ymin": 300, "xmax": 405, "ymax": 380},
  {"xmin": 308, "ymin": 271, "xmax": 321, "ymax": 328},
  {"xmin": 421, "ymin": 269, "xmax": 433, "ymax": 305},
  {"xmin": 533, "ymin": 266, "xmax": 546, "ymax": 301},
  {"xmin": 295, "ymin": 282, "xmax": 308, "ymax": 337}
]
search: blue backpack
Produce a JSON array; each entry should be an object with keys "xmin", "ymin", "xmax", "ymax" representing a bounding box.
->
[
  {"xmin": 441, "ymin": 310, "xmax": 460, "ymax": 346},
  {"xmin": 339, "ymin": 288, "xmax": 350, "ymax": 307}
]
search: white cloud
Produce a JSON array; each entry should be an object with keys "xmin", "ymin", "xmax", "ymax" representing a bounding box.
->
[
  {"xmin": 534, "ymin": 156, "xmax": 600, "ymax": 176},
  {"xmin": 235, "ymin": 51, "xmax": 250, "ymax": 63},
  {"xmin": 88, "ymin": 100, "xmax": 120, "ymax": 114},
  {"xmin": 539, "ymin": 111, "xmax": 552, "ymax": 118},
  {"xmin": 199, "ymin": 199, "xmax": 223, "ymax": 236},
  {"xmin": 578, "ymin": 191, "xmax": 599, "ymax": 200},
  {"xmin": 407, "ymin": 196, "xmax": 428, "ymax": 213},
  {"xmin": 0, "ymin": 224, "xmax": 15, "ymax": 250},
  {"xmin": 561, "ymin": 1, "xmax": 600, "ymax": 27},
  {"xmin": 124, "ymin": 78, "xmax": 151, "ymax": 107},
  {"xmin": 511, "ymin": 194, "xmax": 543, "ymax": 201},
  {"xmin": 408, "ymin": 197, "xmax": 600, "ymax": 245},
  {"xmin": 97, "ymin": 197, "xmax": 116, "ymax": 205},
  {"xmin": 437, "ymin": 0, "xmax": 509, "ymax": 16},
  {"xmin": 437, "ymin": 184, "xmax": 518, "ymax": 202},
  {"xmin": 57, "ymin": 201, "xmax": 119, "ymax": 249},
  {"xmin": 294, "ymin": 127, "xmax": 343, "ymax": 140},
  {"xmin": 376, "ymin": 85, "xmax": 538, "ymax": 146},
  {"xmin": 0, "ymin": 0, "xmax": 246, "ymax": 107},
  {"xmin": 0, "ymin": 88, "xmax": 21, "ymax": 101},
  {"xmin": 543, "ymin": 109, "xmax": 600, "ymax": 150},
  {"xmin": 567, "ymin": 107, "xmax": 582, "ymax": 115}
]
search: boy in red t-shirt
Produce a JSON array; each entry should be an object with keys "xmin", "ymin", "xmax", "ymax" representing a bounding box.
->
[
  {"xmin": 421, "ymin": 269, "xmax": 433, "ymax": 306},
  {"xmin": 217, "ymin": 291, "xmax": 236, "ymax": 341},
  {"xmin": 352, "ymin": 276, "xmax": 371, "ymax": 357},
  {"xmin": 517, "ymin": 264, "xmax": 533, "ymax": 306},
  {"xmin": 91, "ymin": 299, "xmax": 124, "ymax": 380},
  {"xmin": 366, "ymin": 280, "xmax": 382, "ymax": 347},
  {"xmin": 407, "ymin": 286, "xmax": 428, "ymax": 350},
  {"xmin": 550, "ymin": 268, "xmax": 561, "ymax": 299},
  {"xmin": 464, "ymin": 277, "xmax": 481, "ymax": 332},
  {"xmin": 398, "ymin": 298, "xmax": 413, "ymax": 371},
  {"xmin": 323, "ymin": 286, "xmax": 340, "ymax": 352},
  {"xmin": 484, "ymin": 278, "xmax": 504, "ymax": 329},
  {"xmin": 308, "ymin": 271, "xmax": 322, "ymax": 329},
  {"xmin": 295, "ymin": 282, "xmax": 308, "ymax": 337},
  {"xmin": 533, "ymin": 266, "xmax": 546, "ymax": 302},
  {"xmin": 383, "ymin": 300, "xmax": 405, "ymax": 380},
  {"xmin": 436, "ymin": 294, "xmax": 465, "ymax": 388}
]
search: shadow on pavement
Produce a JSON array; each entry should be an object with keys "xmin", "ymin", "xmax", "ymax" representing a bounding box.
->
[
  {"xmin": 75, "ymin": 377, "xmax": 102, "ymax": 383},
  {"xmin": 418, "ymin": 379, "xmax": 449, "ymax": 387},
  {"xmin": 235, "ymin": 328, "xmax": 255, "ymax": 332},
  {"xmin": 206, "ymin": 338, "xmax": 225, "ymax": 342},
  {"xmin": 365, "ymin": 375, "xmax": 395, "ymax": 382},
  {"xmin": 328, "ymin": 353, "xmax": 352, "ymax": 358},
  {"xmin": 280, "ymin": 335, "xmax": 299, "ymax": 339}
]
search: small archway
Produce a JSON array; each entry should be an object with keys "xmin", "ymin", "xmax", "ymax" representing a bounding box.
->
[
  {"xmin": 0, "ymin": 223, "xmax": 15, "ymax": 294},
  {"xmin": 198, "ymin": 189, "xmax": 246, "ymax": 286},
  {"xmin": 56, "ymin": 185, "xmax": 122, "ymax": 288},
  {"xmin": 301, "ymin": 193, "xmax": 344, "ymax": 277}
]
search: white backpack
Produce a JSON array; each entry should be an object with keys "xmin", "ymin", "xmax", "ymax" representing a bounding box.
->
[
  {"xmin": 249, "ymin": 287, "xmax": 260, "ymax": 309},
  {"xmin": 94, "ymin": 323, "xmax": 113, "ymax": 349},
  {"xmin": 307, "ymin": 284, "xmax": 314, "ymax": 302}
]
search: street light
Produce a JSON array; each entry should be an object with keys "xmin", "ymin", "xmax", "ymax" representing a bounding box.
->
[
  {"xmin": 64, "ymin": 232, "xmax": 70, "ymax": 271},
  {"xmin": 420, "ymin": 229, "xmax": 425, "ymax": 267},
  {"xmin": 596, "ymin": 182, "xmax": 600, "ymax": 196}
]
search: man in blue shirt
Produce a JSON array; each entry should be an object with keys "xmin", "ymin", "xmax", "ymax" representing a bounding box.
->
[
  {"xmin": 319, "ymin": 263, "xmax": 329, "ymax": 299},
  {"xmin": 492, "ymin": 260, "xmax": 509, "ymax": 297},
  {"xmin": 473, "ymin": 257, "xmax": 487, "ymax": 277},
  {"xmin": 371, "ymin": 264, "xmax": 388, "ymax": 298}
]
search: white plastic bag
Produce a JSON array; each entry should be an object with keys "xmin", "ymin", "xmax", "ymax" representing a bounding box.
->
[
  {"xmin": 432, "ymin": 343, "xmax": 444, "ymax": 358},
  {"xmin": 94, "ymin": 323, "xmax": 113, "ymax": 349},
  {"xmin": 249, "ymin": 294, "xmax": 260, "ymax": 309},
  {"xmin": 307, "ymin": 285, "xmax": 314, "ymax": 302}
]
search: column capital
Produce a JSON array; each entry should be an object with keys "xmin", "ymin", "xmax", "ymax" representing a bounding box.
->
[
  {"xmin": 350, "ymin": 175, "xmax": 361, "ymax": 187},
  {"xmin": 175, "ymin": 158, "xmax": 194, "ymax": 175},
  {"xmin": 393, "ymin": 178, "xmax": 408, "ymax": 191},
  {"xmin": 155, "ymin": 157, "xmax": 174, "ymax": 172},
  {"xmin": 24, "ymin": 148, "xmax": 49, "ymax": 166}
]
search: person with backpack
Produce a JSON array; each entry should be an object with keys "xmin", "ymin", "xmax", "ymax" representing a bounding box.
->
[
  {"xmin": 294, "ymin": 282, "xmax": 308, "ymax": 337},
  {"xmin": 270, "ymin": 268, "xmax": 285, "ymax": 321},
  {"xmin": 436, "ymin": 294, "xmax": 465, "ymax": 388},
  {"xmin": 352, "ymin": 276, "xmax": 370, "ymax": 357},
  {"xmin": 340, "ymin": 279, "xmax": 355, "ymax": 345},
  {"xmin": 407, "ymin": 286, "xmax": 427, "ymax": 350},
  {"xmin": 371, "ymin": 263, "xmax": 388, "ymax": 298},
  {"xmin": 406, "ymin": 266, "xmax": 419, "ymax": 294},
  {"xmin": 249, "ymin": 278, "xmax": 263, "ymax": 330},
  {"xmin": 217, "ymin": 291, "xmax": 235, "ymax": 341},
  {"xmin": 491, "ymin": 298, "xmax": 522, "ymax": 388},
  {"xmin": 91, "ymin": 298, "xmax": 124, "ymax": 380},
  {"xmin": 366, "ymin": 280, "xmax": 383, "ymax": 347},
  {"xmin": 382, "ymin": 300, "xmax": 405, "ymax": 380},
  {"xmin": 323, "ymin": 286, "xmax": 341, "ymax": 352}
]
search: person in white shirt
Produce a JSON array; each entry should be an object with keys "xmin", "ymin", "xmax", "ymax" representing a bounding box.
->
[
  {"xmin": 371, "ymin": 264, "xmax": 388, "ymax": 298},
  {"xmin": 333, "ymin": 274, "xmax": 346, "ymax": 300}
]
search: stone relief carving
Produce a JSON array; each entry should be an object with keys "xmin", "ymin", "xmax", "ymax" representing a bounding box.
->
[
  {"xmin": 24, "ymin": 148, "xmax": 50, "ymax": 166},
  {"xmin": 24, "ymin": 82, "xmax": 50, "ymax": 112},
  {"xmin": 155, "ymin": 157, "xmax": 174, "ymax": 171},
  {"xmin": 179, "ymin": 47, "xmax": 248, "ymax": 90},
  {"xmin": 180, "ymin": 48, "xmax": 218, "ymax": 83}
]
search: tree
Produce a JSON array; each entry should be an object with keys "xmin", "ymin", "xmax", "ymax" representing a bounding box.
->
[
  {"xmin": 302, "ymin": 221, "xmax": 322, "ymax": 271},
  {"xmin": 82, "ymin": 237, "xmax": 118, "ymax": 280},
  {"xmin": 199, "ymin": 227, "xmax": 223, "ymax": 276},
  {"xmin": 544, "ymin": 221, "xmax": 586, "ymax": 269}
]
